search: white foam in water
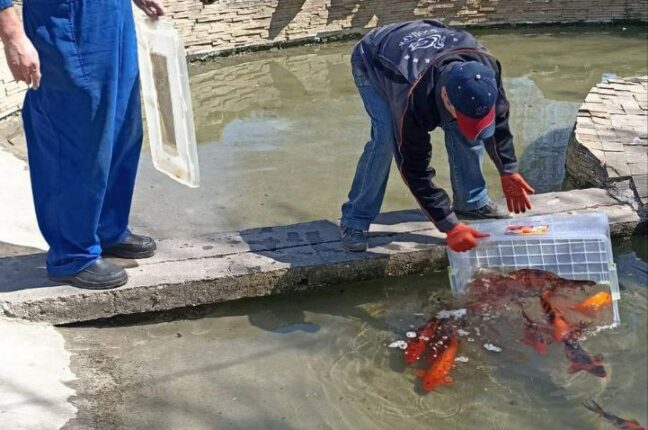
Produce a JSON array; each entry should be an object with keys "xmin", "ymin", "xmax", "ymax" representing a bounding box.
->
[
  {"xmin": 584, "ymin": 322, "xmax": 619, "ymax": 339},
  {"xmin": 388, "ymin": 340, "xmax": 408, "ymax": 350},
  {"xmin": 483, "ymin": 343, "xmax": 503, "ymax": 353},
  {"xmin": 455, "ymin": 356, "xmax": 470, "ymax": 363},
  {"xmin": 437, "ymin": 308, "xmax": 467, "ymax": 319},
  {"xmin": 405, "ymin": 331, "xmax": 417, "ymax": 339},
  {"xmin": 457, "ymin": 329, "xmax": 470, "ymax": 336}
]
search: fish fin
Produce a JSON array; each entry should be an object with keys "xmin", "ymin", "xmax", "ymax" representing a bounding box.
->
[
  {"xmin": 568, "ymin": 363, "xmax": 585, "ymax": 374},
  {"xmin": 415, "ymin": 369, "xmax": 426, "ymax": 378},
  {"xmin": 594, "ymin": 354, "xmax": 604, "ymax": 362},
  {"xmin": 582, "ymin": 400, "xmax": 604, "ymax": 415}
]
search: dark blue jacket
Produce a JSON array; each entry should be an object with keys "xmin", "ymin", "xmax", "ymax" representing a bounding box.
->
[{"xmin": 354, "ymin": 20, "xmax": 517, "ymax": 232}]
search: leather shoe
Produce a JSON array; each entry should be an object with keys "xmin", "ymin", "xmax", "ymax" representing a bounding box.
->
[
  {"xmin": 49, "ymin": 259, "xmax": 128, "ymax": 290},
  {"xmin": 103, "ymin": 233, "xmax": 157, "ymax": 259}
]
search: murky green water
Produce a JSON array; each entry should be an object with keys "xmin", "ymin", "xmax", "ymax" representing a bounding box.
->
[
  {"xmin": 60, "ymin": 244, "xmax": 647, "ymax": 429},
  {"xmin": 131, "ymin": 24, "xmax": 648, "ymax": 239}
]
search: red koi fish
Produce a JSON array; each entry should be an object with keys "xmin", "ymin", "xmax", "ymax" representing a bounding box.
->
[
  {"xmin": 404, "ymin": 319, "xmax": 439, "ymax": 365},
  {"xmin": 564, "ymin": 338, "xmax": 606, "ymax": 378},
  {"xmin": 583, "ymin": 401, "xmax": 646, "ymax": 430},
  {"xmin": 521, "ymin": 310, "xmax": 552, "ymax": 355},
  {"xmin": 424, "ymin": 326, "xmax": 453, "ymax": 365},
  {"xmin": 540, "ymin": 291, "xmax": 571, "ymax": 342},
  {"xmin": 570, "ymin": 291, "xmax": 613, "ymax": 317},
  {"xmin": 417, "ymin": 333, "xmax": 459, "ymax": 392},
  {"xmin": 509, "ymin": 269, "xmax": 595, "ymax": 293}
]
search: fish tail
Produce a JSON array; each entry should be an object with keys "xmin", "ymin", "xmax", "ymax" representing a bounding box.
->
[
  {"xmin": 583, "ymin": 400, "xmax": 605, "ymax": 416},
  {"xmin": 568, "ymin": 361, "xmax": 591, "ymax": 373}
]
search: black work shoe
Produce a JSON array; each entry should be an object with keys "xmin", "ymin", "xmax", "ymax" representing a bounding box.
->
[
  {"xmin": 103, "ymin": 233, "xmax": 157, "ymax": 259},
  {"xmin": 340, "ymin": 226, "xmax": 368, "ymax": 252},
  {"xmin": 455, "ymin": 201, "xmax": 512, "ymax": 220},
  {"xmin": 49, "ymin": 259, "xmax": 128, "ymax": 290}
]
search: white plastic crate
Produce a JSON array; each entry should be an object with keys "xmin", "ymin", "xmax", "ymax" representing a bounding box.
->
[
  {"xmin": 447, "ymin": 213, "xmax": 620, "ymax": 323},
  {"xmin": 136, "ymin": 18, "xmax": 200, "ymax": 188}
]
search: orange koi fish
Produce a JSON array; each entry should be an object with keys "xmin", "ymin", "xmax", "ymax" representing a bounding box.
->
[
  {"xmin": 404, "ymin": 319, "xmax": 439, "ymax": 365},
  {"xmin": 417, "ymin": 334, "xmax": 459, "ymax": 392},
  {"xmin": 583, "ymin": 401, "xmax": 646, "ymax": 430},
  {"xmin": 521, "ymin": 310, "xmax": 552, "ymax": 355},
  {"xmin": 570, "ymin": 291, "xmax": 613, "ymax": 317},
  {"xmin": 540, "ymin": 292, "xmax": 571, "ymax": 342}
]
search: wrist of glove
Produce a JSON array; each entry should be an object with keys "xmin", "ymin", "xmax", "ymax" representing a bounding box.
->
[
  {"xmin": 446, "ymin": 223, "xmax": 489, "ymax": 253},
  {"xmin": 501, "ymin": 173, "xmax": 535, "ymax": 214}
]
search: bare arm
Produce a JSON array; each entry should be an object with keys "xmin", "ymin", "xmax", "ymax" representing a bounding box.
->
[{"xmin": 0, "ymin": 6, "xmax": 41, "ymax": 89}]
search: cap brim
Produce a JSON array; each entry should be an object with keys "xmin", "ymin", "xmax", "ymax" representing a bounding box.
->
[{"xmin": 455, "ymin": 107, "xmax": 495, "ymax": 141}]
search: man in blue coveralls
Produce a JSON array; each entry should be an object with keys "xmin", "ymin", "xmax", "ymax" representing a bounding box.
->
[
  {"xmin": 340, "ymin": 20, "xmax": 535, "ymax": 253},
  {"xmin": 0, "ymin": 0, "xmax": 164, "ymax": 289}
]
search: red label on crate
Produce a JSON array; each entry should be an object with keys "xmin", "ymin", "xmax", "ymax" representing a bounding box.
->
[{"xmin": 505, "ymin": 225, "xmax": 549, "ymax": 236}]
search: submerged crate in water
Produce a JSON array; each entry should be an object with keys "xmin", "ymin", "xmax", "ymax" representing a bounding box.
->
[{"xmin": 447, "ymin": 213, "xmax": 620, "ymax": 323}]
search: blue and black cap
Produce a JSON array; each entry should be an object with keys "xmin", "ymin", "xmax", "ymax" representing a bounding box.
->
[{"xmin": 445, "ymin": 61, "xmax": 498, "ymax": 141}]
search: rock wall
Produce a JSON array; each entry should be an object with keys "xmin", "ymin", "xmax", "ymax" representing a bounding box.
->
[
  {"xmin": 167, "ymin": 0, "xmax": 648, "ymax": 57},
  {"xmin": 565, "ymin": 76, "xmax": 648, "ymax": 214},
  {"xmin": 1, "ymin": 0, "xmax": 647, "ymax": 119}
]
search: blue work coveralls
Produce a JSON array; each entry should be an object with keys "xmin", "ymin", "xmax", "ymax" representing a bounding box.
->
[{"xmin": 15, "ymin": 0, "xmax": 143, "ymax": 276}]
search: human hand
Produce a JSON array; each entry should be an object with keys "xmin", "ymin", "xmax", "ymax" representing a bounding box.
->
[
  {"xmin": 3, "ymin": 33, "xmax": 40, "ymax": 89},
  {"xmin": 446, "ymin": 223, "xmax": 489, "ymax": 252},
  {"xmin": 133, "ymin": 0, "xmax": 165, "ymax": 19},
  {"xmin": 501, "ymin": 173, "xmax": 534, "ymax": 214}
]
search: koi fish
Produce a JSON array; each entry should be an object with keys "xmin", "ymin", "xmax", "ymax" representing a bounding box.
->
[
  {"xmin": 467, "ymin": 269, "xmax": 596, "ymax": 314},
  {"xmin": 583, "ymin": 400, "xmax": 646, "ymax": 430},
  {"xmin": 563, "ymin": 338, "xmax": 606, "ymax": 378},
  {"xmin": 417, "ymin": 333, "xmax": 459, "ymax": 392},
  {"xmin": 404, "ymin": 319, "xmax": 439, "ymax": 365},
  {"xmin": 570, "ymin": 291, "xmax": 613, "ymax": 317},
  {"xmin": 521, "ymin": 310, "xmax": 552, "ymax": 355},
  {"xmin": 540, "ymin": 292, "xmax": 571, "ymax": 342},
  {"xmin": 509, "ymin": 269, "xmax": 595, "ymax": 293},
  {"xmin": 424, "ymin": 325, "xmax": 454, "ymax": 365}
]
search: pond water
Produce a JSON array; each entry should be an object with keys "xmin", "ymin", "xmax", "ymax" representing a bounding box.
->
[
  {"xmin": 59, "ymin": 240, "xmax": 647, "ymax": 430},
  {"xmin": 130, "ymin": 24, "xmax": 648, "ymax": 239}
]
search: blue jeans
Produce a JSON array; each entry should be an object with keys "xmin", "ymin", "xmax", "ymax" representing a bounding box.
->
[
  {"xmin": 341, "ymin": 59, "xmax": 489, "ymax": 231},
  {"xmin": 22, "ymin": 0, "xmax": 142, "ymax": 276}
]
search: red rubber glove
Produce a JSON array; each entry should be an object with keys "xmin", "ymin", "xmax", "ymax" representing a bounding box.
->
[
  {"xmin": 446, "ymin": 223, "xmax": 489, "ymax": 252},
  {"xmin": 501, "ymin": 173, "xmax": 535, "ymax": 214}
]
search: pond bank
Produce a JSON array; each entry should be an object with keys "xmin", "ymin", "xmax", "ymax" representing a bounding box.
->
[{"xmin": 0, "ymin": 188, "xmax": 642, "ymax": 325}]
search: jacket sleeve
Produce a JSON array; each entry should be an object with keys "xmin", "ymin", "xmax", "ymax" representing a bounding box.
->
[
  {"xmin": 484, "ymin": 60, "xmax": 518, "ymax": 175},
  {"xmin": 395, "ymin": 109, "xmax": 459, "ymax": 233},
  {"xmin": 0, "ymin": 0, "xmax": 13, "ymax": 10}
]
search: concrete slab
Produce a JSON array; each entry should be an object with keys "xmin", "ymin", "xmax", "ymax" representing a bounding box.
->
[
  {"xmin": 0, "ymin": 318, "xmax": 77, "ymax": 429},
  {"xmin": 0, "ymin": 148, "xmax": 47, "ymax": 251},
  {"xmin": 0, "ymin": 188, "xmax": 642, "ymax": 325}
]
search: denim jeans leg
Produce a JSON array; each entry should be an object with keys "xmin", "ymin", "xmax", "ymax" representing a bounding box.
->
[
  {"xmin": 443, "ymin": 121, "xmax": 490, "ymax": 211},
  {"xmin": 340, "ymin": 61, "xmax": 395, "ymax": 231}
]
